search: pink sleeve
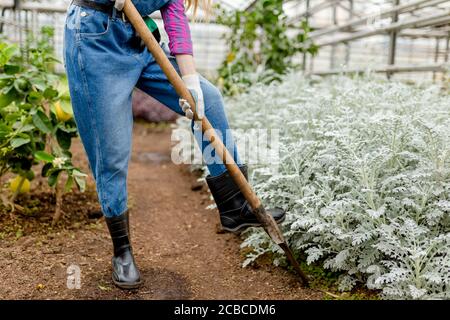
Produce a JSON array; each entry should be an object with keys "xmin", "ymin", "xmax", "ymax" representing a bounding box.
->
[{"xmin": 160, "ymin": 0, "xmax": 194, "ymax": 56}]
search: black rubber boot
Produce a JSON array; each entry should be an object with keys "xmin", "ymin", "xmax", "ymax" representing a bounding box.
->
[
  {"xmin": 206, "ymin": 165, "xmax": 286, "ymax": 233},
  {"xmin": 105, "ymin": 211, "xmax": 142, "ymax": 289}
]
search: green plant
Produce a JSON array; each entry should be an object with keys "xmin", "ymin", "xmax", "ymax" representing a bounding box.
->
[
  {"xmin": 0, "ymin": 27, "xmax": 86, "ymax": 224},
  {"xmin": 233, "ymin": 74, "xmax": 450, "ymax": 299},
  {"xmin": 217, "ymin": 0, "xmax": 318, "ymax": 95},
  {"xmin": 176, "ymin": 72, "xmax": 450, "ymax": 299}
]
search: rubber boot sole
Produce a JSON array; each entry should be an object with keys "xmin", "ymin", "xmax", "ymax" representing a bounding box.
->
[
  {"xmin": 112, "ymin": 274, "xmax": 142, "ymax": 290},
  {"xmin": 222, "ymin": 214, "xmax": 286, "ymax": 234}
]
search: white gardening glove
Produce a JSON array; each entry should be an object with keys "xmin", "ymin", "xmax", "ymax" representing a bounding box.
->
[
  {"xmin": 110, "ymin": 0, "xmax": 125, "ymax": 11},
  {"xmin": 179, "ymin": 73, "xmax": 205, "ymax": 121}
]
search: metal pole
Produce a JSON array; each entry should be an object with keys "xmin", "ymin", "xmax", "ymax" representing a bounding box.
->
[
  {"xmin": 433, "ymin": 37, "xmax": 440, "ymax": 82},
  {"xmin": 31, "ymin": 9, "xmax": 36, "ymax": 35},
  {"xmin": 0, "ymin": 8, "xmax": 7, "ymax": 34},
  {"xmin": 330, "ymin": 2, "xmax": 338, "ymax": 69},
  {"xmin": 445, "ymin": 32, "xmax": 450, "ymax": 87},
  {"xmin": 302, "ymin": 0, "xmax": 310, "ymax": 72},
  {"xmin": 24, "ymin": 8, "xmax": 29, "ymax": 62},
  {"xmin": 445, "ymin": 32, "xmax": 449, "ymax": 63},
  {"xmin": 14, "ymin": 0, "xmax": 21, "ymax": 43},
  {"xmin": 387, "ymin": 0, "xmax": 400, "ymax": 79},
  {"xmin": 345, "ymin": 0, "xmax": 353, "ymax": 66}
]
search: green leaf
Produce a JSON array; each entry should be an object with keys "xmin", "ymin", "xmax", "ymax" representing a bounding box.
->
[
  {"xmin": 48, "ymin": 170, "xmax": 61, "ymax": 187},
  {"xmin": 57, "ymin": 122, "xmax": 78, "ymax": 133},
  {"xmin": 0, "ymin": 123, "xmax": 11, "ymax": 139},
  {"xmin": 64, "ymin": 175, "xmax": 74, "ymax": 192},
  {"xmin": 16, "ymin": 124, "xmax": 35, "ymax": 133},
  {"xmin": 4, "ymin": 64, "xmax": 20, "ymax": 75},
  {"xmin": 32, "ymin": 110, "xmax": 53, "ymax": 134},
  {"xmin": 0, "ymin": 74, "xmax": 14, "ymax": 81},
  {"xmin": 27, "ymin": 91, "xmax": 43, "ymax": 104},
  {"xmin": 10, "ymin": 137, "xmax": 30, "ymax": 149},
  {"xmin": 14, "ymin": 78, "xmax": 30, "ymax": 93},
  {"xmin": 0, "ymin": 91, "xmax": 17, "ymax": 108},
  {"xmin": 5, "ymin": 112, "xmax": 21, "ymax": 123},
  {"xmin": 41, "ymin": 26, "xmax": 55, "ymax": 37},
  {"xmin": 0, "ymin": 45, "xmax": 18, "ymax": 66},
  {"xmin": 59, "ymin": 92, "xmax": 71, "ymax": 102},
  {"xmin": 56, "ymin": 129, "xmax": 71, "ymax": 150},
  {"xmin": 41, "ymin": 162, "xmax": 53, "ymax": 177},
  {"xmin": 43, "ymin": 87, "xmax": 58, "ymax": 99},
  {"xmin": 34, "ymin": 150, "xmax": 55, "ymax": 163},
  {"xmin": 29, "ymin": 78, "xmax": 47, "ymax": 91},
  {"xmin": 73, "ymin": 169, "xmax": 87, "ymax": 193},
  {"xmin": 19, "ymin": 103, "xmax": 33, "ymax": 111}
]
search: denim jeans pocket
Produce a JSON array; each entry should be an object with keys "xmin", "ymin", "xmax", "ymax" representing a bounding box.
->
[{"xmin": 76, "ymin": 6, "xmax": 111, "ymax": 38}]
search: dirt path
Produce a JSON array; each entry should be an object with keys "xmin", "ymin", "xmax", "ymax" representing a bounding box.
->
[{"xmin": 0, "ymin": 123, "xmax": 322, "ymax": 300}]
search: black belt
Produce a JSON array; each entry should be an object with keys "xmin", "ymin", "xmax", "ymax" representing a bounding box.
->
[
  {"xmin": 71, "ymin": 0, "xmax": 161, "ymax": 42},
  {"xmin": 72, "ymin": 0, "xmax": 117, "ymax": 16}
]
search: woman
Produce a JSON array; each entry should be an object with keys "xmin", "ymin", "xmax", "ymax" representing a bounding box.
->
[{"xmin": 64, "ymin": 0, "xmax": 285, "ymax": 289}]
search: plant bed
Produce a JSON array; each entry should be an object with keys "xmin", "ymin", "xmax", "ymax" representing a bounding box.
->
[
  {"xmin": 0, "ymin": 188, "xmax": 101, "ymax": 241},
  {"xmin": 177, "ymin": 72, "xmax": 450, "ymax": 299},
  {"xmin": 0, "ymin": 156, "xmax": 101, "ymax": 240}
]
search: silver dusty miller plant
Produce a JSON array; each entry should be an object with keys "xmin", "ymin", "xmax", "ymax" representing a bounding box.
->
[{"xmin": 176, "ymin": 72, "xmax": 450, "ymax": 299}]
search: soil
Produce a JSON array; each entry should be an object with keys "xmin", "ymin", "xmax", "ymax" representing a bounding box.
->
[{"xmin": 0, "ymin": 122, "xmax": 323, "ymax": 300}]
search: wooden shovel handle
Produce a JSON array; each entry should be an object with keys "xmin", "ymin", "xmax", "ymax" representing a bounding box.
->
[{"xmin": 123, "ymin": 0, "xmax": 262, "ymax": 210}]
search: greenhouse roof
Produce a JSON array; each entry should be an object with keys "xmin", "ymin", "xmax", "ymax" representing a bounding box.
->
[{"xmin": 219, "ymin": 0, "xmax": 252, "ymax": 10}]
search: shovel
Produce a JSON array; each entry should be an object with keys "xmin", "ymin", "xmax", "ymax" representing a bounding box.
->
[{"xmin": 122, "ymin": 0, "xmax": 309, "ymax": 286}]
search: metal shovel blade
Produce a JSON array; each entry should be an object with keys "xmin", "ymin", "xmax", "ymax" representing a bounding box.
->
[{"xmin": 252, "ymin": 206, "xmax": 310, "ymax": 286}]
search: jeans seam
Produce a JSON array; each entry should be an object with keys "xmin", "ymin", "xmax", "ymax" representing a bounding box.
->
[{"xmin": 76, "ymin": 37, "xmax": 109, "ymax": 214}]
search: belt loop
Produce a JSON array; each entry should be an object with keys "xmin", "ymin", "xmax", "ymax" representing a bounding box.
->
[{"xmin": 112, "ymin": 6, "xmax": 117, "ymax": 19}]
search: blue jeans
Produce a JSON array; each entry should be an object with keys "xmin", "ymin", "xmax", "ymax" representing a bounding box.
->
[{"xmin": 63, "ymin": 4, "xmax": 241, "ymax": 217}]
